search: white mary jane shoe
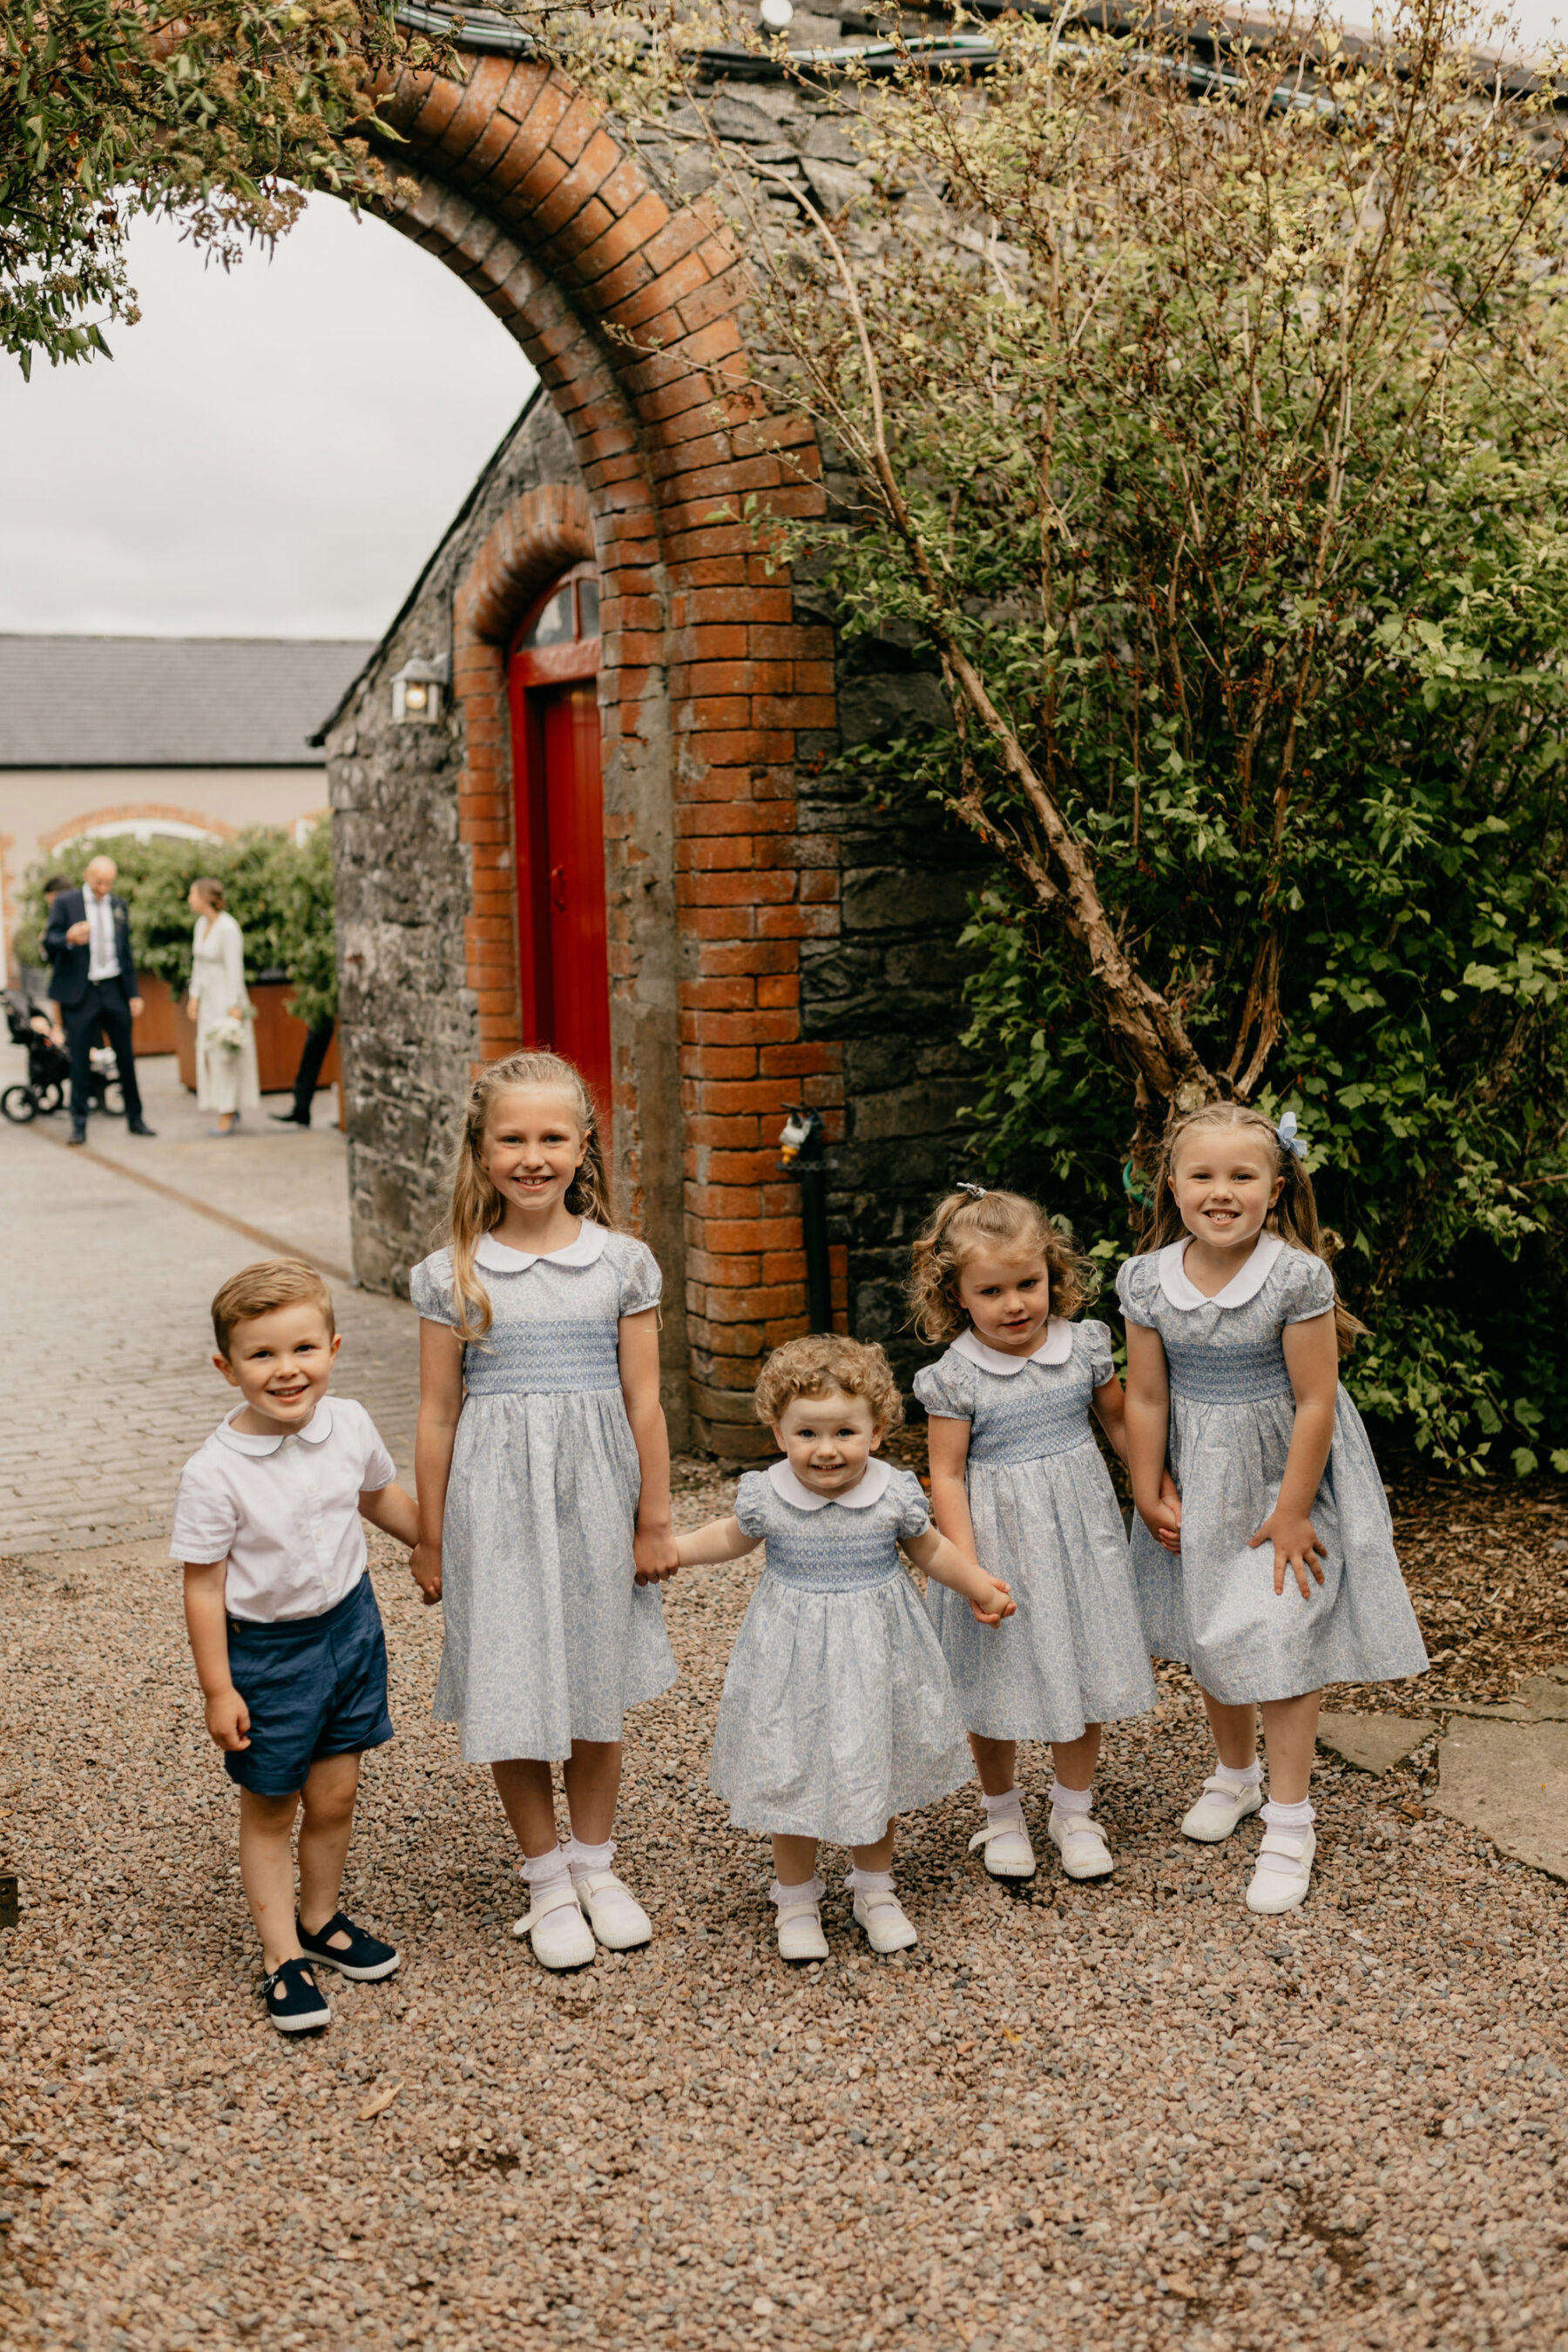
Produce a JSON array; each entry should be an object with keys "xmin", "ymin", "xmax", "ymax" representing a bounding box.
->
[
  {"xmin": 1246, "ymin": 1826, "xmax": 1315, "ymax": 1915},
  {"xmin": 775, "ymin": 1890, "xmax": 829, "ymax": 1963},
  {"xmin": 1047, "ymin": 1809, "xmax": 1115, "ymax": 1881},
  {"xmin": 572, "ymin": 1868, "xmax": 652, "ymax": 1952},
  {"xmin": 513, "ymin": 1875, "xmax": 596, "ymax": 1970},
  {"xmin": 852, "ymin": 1888, "xmax": 918, "ymax": 1956},
  {"xmin": 1181, "ymin": 1775, "xmax": 1264, "ymax": 1844},
  {"xmin": 967, "ymin": 1814, "xmax": 1037, "ymax": 1880}
]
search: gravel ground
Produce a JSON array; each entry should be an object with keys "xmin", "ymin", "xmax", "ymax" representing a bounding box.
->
[{"xmin": 3, "ymin": 1459, "xmax": 1568, "ymax": 2352}]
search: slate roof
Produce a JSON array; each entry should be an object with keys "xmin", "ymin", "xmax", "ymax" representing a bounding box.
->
[{"xmin": 0, "ymin": 637, "xmax": 375, "ymax": 768}]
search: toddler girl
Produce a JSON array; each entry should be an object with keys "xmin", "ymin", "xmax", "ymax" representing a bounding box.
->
[
  {"xmin": 409, "ymin": 1050, "xmax": 679, "ymax": 1971},
  {"xmin": 1119, "ymin": 1101, "xmax": 1428, "ymax": 1915},
  {"xmin": 911, "ymin": 1186, "xmax": 1171, "ymax": 1885},
  {"xmin": 676, "ymin": 1335, "xmax": 1013, "ymax": 1962}
]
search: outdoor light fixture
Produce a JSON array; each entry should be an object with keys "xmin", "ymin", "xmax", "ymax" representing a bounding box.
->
[
  {"xmin": 760, "ymin": 0, "xmax": 794, "ymax": 29},
  {"xmin": 391, "ymin": 652, "xmax": 449, "ymax": 725}
]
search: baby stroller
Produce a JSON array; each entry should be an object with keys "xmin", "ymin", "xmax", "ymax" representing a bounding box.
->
[{"xmin": 2, "ymin": 991, "xmax": 124, "ymax": 1125}]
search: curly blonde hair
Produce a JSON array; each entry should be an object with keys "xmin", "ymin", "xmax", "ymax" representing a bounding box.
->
[
  {"xmin": 908, "ymin": 1187, "xmax": 1097, "ymax": 1346},
  {"xmin": 754, "ymin": 1333, "xmax": 904, "ymax": 1435},
  {"xmin": 440, "ymin": 1051, "xmax": 614, "ymax": 1338},
  {"xmin": 1140, "ymin": 1099, "xmax": 1365, "ymax": 1355}
]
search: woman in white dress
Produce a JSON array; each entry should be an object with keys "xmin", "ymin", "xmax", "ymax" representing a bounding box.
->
[{"xmin": 186, "ymin": 878, "xmax": 259, "ymax": 1134}]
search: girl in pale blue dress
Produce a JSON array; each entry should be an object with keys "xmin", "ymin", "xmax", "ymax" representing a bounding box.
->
[
  {"xmin": 676, "ymin": 1335, "xmax": 1013, "ymax": 1963},
  {"xmin": 910, "ymin": 1186, "xmax": 1171, "ymax": 1889},
  {"xmin": 1119, "ymin": 1102, "xmax": 1427, "ymax": 1916},
  {"xmin": 411, "ymin": 1051, "xmax": 679, "ymax": 1973}
]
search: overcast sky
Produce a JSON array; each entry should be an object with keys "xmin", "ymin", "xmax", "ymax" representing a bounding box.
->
[{"xmin": 0, "ymin": 199, "xmax": 535, "ymax": 644}]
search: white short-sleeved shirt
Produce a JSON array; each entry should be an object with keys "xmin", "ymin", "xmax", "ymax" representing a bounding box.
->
[{"xmin": 170, "ymin": 1396, "xmax": 396, "ymax": 1624}]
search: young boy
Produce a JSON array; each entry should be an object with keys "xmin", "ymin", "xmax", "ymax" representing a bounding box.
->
[{"xmin": 172, "ymin": 1259, "xmax": 419, "ymax": 2032}]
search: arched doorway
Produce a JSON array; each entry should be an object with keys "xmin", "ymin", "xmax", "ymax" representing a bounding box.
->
[{"xmin": 506, "ymin": 562, "xmax": 612, "ymax": 1114}]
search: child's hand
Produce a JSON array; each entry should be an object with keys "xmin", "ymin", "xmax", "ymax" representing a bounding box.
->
[
  {"xmin": 409, "ymin": 1541, "xmax": 443, "ymax": 1606},
  {"xmin": 205, "ymin": 1686, "xmax": 251, "ymax": 1752},
  {"xmin": 968, "ymin": 1576, "xmax": 1015, "ymax": 1627},
  {"xmin": 633, "ymin": 1524, "xmax": 680, "ymax": 1585},
  {"xmin": 1250, "ymin": 1511, "xmax": 1328, "ymax": 1598},
  {"xmin": 1138, "ymin": 1490, "xmax": 1182, "ymax": 1550}
]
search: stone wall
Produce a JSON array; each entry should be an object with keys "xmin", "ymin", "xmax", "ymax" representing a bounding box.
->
[{"xmin": 325, "ymin": 391, "xmax": 585, "ymax": 1294}]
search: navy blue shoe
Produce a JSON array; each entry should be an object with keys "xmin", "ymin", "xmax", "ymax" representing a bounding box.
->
[
  {"xmin": 297, "ymin": 1911, "xmax": 401, "ymax": 1981},
  {"xmin": 265, "ymin": 1957, "xmax": 332, "ymax": 2033}
]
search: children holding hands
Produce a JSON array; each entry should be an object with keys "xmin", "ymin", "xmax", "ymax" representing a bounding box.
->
[
  {"xmin": 172, "ymin": 1260, "xmax": 418, "ymax": 2032},
  {"xmin": 677, "ymin": 1335, "xmax": 1013, "ymax": 1962},
  {"xmin": 175, "ymin": 1056, "xmax": 1428, "ymax": 2011}
]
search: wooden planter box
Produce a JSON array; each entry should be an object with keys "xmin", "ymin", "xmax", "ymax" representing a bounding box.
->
[
  {"xmin": 131, "ymin": 972, "xmax": 181, "ymax": 1058},
  {"xmin": 175, "ymin": 978, "xmax": 341, "ymax": 1097}
]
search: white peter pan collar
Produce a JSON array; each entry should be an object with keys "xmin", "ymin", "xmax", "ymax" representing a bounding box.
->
[
  {"xmin": 475, "ymin": 1218, "xmax": 608, "ymax": 1274},
  {"xmin": 952, "ymin": 1320, "xmax": 1072, "ymax": 1376},
  {"xmin": 215, "ymin": 1398, "xmax": 335, "ymax": 1456},
  {"xmin": 1158, "ymin": 1231, "xmax": 1283, "ymax": 1312},
  {"xmin": 767, "ymin": 1456, "xmax": 893, "ymax": 1512}
]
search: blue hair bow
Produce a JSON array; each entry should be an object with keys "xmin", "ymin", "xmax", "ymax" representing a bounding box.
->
[{"xmin": 1276, "ymin": 1112, "xmax": 1307, "ymax": 1160}]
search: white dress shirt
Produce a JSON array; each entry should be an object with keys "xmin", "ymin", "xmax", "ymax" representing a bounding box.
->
[
  {"xmin": 84, "ymin": 888, "xmax": 120, "ymax": 983},
  {"xmin": 170, "ymin": 1396, "xmax": 396, "ymax": 1623}
]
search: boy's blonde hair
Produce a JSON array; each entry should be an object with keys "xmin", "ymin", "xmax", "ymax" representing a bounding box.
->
[
  {"xmin": 909, "ymin": 1187, "xmax": 1098, "ymax": 1345},
  {"xmin": 212, "ymin": 1260, "xmax": 335, "ymax": 1357},
  {"xmin": 754, "ymin": 1333, "xmax": 904, "ymax": 1434},
  {"xmin": 441, "ymin": 1050, "xmax": 615, "ymax": 1337}
]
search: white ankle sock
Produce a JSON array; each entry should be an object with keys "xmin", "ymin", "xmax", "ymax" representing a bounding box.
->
[
  {"xmin": 982, "ymin": 1786, "xmax": 1024, "ymax": 1822},
  {"xmin": 520, "ymin": 1845, "xmax": 571, "ymax": 1887},
  {"xmin": 1216, "ymin": 1759, "xmax": 1263, "ymax": 1791},
  {"xmin": 770, "ymin": 1876, "xmax": 823, "ymax": 1909},
  {"xmin": 1258, "ymin": 1798, "xmax": 1315, "ymax": 1874},
  {"xmin": 564, "ymin": 1835, "xmax": 615, "ymax": 1877},
  {"xmin": 1050, "ymin": 1782, "xmax": 1092, "ymax": 1818},
  {"xmin": 845, "ymin": 1867, "xmax": 895, "ymax": 1897}
]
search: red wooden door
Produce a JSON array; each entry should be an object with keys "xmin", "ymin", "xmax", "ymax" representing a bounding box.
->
[{"xmin": 508, "ymin": 569, "xmax": 612, "ymax": 1113}]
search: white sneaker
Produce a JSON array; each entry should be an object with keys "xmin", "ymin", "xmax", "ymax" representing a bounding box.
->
[
  {"xmin": 514, "ymin": 1874, "xmax": 596, "ymax": 1970},
  {"xmin": 1180, "ymin": 1775, "xmax": 1264, "ymax": 1843},
  {"xmin": 572, "ymin": 1868, "xmax": 652, "ymax": 1952},
  {"xmin": 1246, "ymin": 1826, "xmax": 1315, "ymax": 1914},
  {"xmin": 775, "ymin": 1890, "xmax": 828, "ymax": 1963},
  {"xmin": 1047, "ymin": 1809, "xmax": 1114, "ymax": 1880},
  {"xmin": 852, "ymin": 1888, "xmax": 918, "ymax": 1955},
  {"xmin": 968, "ymin": 1812, "xmax": 1037, "ymax": 1880}
]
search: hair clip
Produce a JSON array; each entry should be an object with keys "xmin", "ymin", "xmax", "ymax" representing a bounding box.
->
[
  {"xmin": 1276, "ymin": 1112, "xmax": 1308, "ymax": 1160},
  {"xmin": 956, "ymin": 1181, "xmax": 987, "ymax": 1199}
]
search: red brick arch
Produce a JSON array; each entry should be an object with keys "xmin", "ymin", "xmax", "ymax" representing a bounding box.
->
[
  {"xmin": 365, "ymin": 53, "xmax": 844, "ymax": 1451},
  {"xmin": 451, "ymin": 483, "xmax": 597, "ymax": 1067}
]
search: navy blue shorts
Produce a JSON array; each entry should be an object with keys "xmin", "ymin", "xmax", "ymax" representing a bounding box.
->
[{"xmin": 224, "ymin": 1572, "xmax": 394, "ymax": 1797}]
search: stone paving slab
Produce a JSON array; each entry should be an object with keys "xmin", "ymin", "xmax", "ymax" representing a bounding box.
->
[
  {"xmin": 1429, "ymin": 1713, "xmax": 1568, "ymax": 1882},
  {"xmin": 0, "ymin": 1049, "xmax": 419, "ymax": 1554},
  {"xmin": 1315, "ymin": 1712, "xmax": 1437, "ymax": 1775}
]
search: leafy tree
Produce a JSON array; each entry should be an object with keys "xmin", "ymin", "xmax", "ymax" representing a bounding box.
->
[
  {"xmin": 17, "ymin": 826, "xmax": 336, "ymax": 1023},
  {"xmin": 0, "ymin": 0, "xmax": 447, "ymax": 375},
  {"xmin": 616, "ymin": 0, "xmax": 1568, "ymax": 1467}
]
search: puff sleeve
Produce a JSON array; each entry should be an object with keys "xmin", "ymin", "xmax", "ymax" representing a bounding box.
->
[
  {"xmin": 1279, "ymin": 1247, "xmax": 1335, "ymax": 1324},
  {"xmin": 409, "ymin": 1250, "xmax": 458, "ymax": 1328},
  {"xmin": 341, "ymin": 1400, "xmax": 396, "ymax": 1492},
  {"xmin": 612, "ymin": 1234, "xmax": 663, "ymax": 1317},
  {"xmin": 912, "ymin": 1348, "xmax": 976, "ymax": 1423},
  {"xmin": 733, "ymin": 1471, "xmax": 770, "ymax": 1542},
  {"xmin": 1115, "ymin": 1254, "xmax": 1160, "ymax": 1328},
  {"xmin": 1079, "ymin": 1317, "xmax": 1116, "ymax": 1388},
  {"xmin": 890, "ymin": 1467, "xmax": 933, "ymax": 1541},
  {"xmin": 169, "ymin": 1450, "xmax": 238, "ymax": 1566}
]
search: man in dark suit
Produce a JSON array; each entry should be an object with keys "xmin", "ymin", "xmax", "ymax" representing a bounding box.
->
[{"xmin": 43, "ymin": 855, "xmax": 156, "ymax": 1145}]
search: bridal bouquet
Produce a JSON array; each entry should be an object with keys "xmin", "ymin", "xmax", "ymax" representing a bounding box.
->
[{"xmin": 209, "ymin": 1011, "xmax": 253, "ymax": 1055}]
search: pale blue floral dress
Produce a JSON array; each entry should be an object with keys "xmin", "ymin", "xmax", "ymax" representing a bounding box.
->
[
  {"xmin": 708, "ymin": 1458, "xmax": 973, "ymax": 1846},
  {"xmin": 409, "ymin": 1220, "xmax": 676, "ymax": 1762},
  {"xmin": 1116, "ymin": 1235, "xmax": 1428, "ymax": 1704},
  {"xmin": 914, "ymin": 1320, "xmax": 1156, "ymax": 1742}
]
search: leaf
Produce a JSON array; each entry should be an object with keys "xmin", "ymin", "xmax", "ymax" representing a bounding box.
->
[{"xmin": 357, "ymin": 2080, "xmax": 403, "ymax": 2123}]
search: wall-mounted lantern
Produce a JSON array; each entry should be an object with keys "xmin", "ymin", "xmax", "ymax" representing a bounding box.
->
[{"xmin": 391, "ymin": 652, "xmax": 450, "ymax": 725}]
